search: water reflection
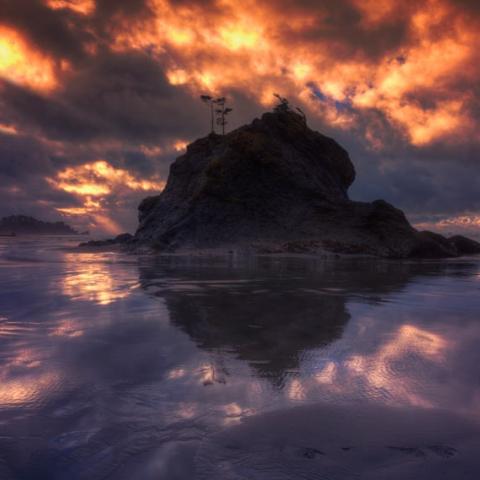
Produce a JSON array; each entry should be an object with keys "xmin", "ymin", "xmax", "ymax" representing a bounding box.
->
[
  {"xmin": 61, "ymin": 253, "xmax": 137, "ymax": 305},
  {"xmin": 138, "ymin": 257, "xmax": 460, "ymax": 386},
  {"xmin": 1, "ymin": 241, "xmax": 480, "ymax": 479},
  {"xmin": 344, "ymin": 324, "xmax": 449, "ymax": 408}
]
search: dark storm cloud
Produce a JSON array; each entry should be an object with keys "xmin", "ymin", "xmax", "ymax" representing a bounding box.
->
[
  {"xmin": 1, "ymin": 80, "xmax": 105, "ymax": 142},
  {"xmin": 273, "ymin": 0, "xmax": 412, "ymax": 60},
  {"xmin": 1, "ymin": 50, "xmax": 205, "ymax": 144},
  {"xmin": 0, "ymin": 131, "xmax": 54, "ymax": 178},
  {"xmin": 62, "ymin": 50, "xmax": 206, "ymax": 141},
  {"xmin": 0, "ymin": 131, "xmax": 79, "ymax": 220},
  {"xmin": 0, "ymin": 0, "xmax": 89, "ymax": 60}
]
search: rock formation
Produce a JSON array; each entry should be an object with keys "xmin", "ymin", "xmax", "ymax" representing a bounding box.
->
[
  {"xmin": 0, "ymin": 215, "xmax": 79, "ymax": 235},
  {"xmin": 132, "ymin": 109, "xmax": 480, "ymax": 258}
]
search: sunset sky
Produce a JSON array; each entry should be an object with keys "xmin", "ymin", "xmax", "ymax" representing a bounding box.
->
[{"xmin": 0, "ymin": 0, "xmax": 479, "ymax": 235}]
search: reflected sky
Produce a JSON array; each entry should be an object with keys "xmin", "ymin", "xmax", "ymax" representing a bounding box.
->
[{"xmin": 0, "ymin": 238, "xmax": 480, "ymax": 479}]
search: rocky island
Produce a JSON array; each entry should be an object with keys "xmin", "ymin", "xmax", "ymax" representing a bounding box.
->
[
  {"xmin": 0, "ymin": 215, "xmax": 81, "ymax": 235},
  {"xmin": 88, "ymin": 107, "xmax": 480, "ymax": 258}
]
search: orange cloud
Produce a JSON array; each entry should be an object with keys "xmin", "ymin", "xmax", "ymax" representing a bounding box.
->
[
  {"xmin": 49, "ymin": 160, "xmax": 165, "ymax": 196},
  {"xmin": 107, "ymin": 0, "xmax": 479, "ymax": 148},
  {"xmin": 0, "ymin": 123, "xmax": 18, "ymax": 135},
  {"xmin": 48, "ymin": 160, "xmax": 165, "ymax": 233},
  {"xmin": 0, "ymin": 26, "xmax": 58, "ymax": 91},
  {"xmin": 44, "ymin": 0, "xmax": 95, "ymax": 15}
]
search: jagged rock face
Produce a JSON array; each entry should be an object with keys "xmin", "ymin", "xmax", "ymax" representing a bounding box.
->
[{"xmin": 134, "ymin": 110, "xmax": 480, "ymax": 258}]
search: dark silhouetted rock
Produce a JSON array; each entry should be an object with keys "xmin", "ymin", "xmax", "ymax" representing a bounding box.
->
[
  {"xmin": 79, "ymin": 232, "xmax": 133, "ymax": 248},
  {"xmin": 131, "ymin": 109, "xmax": 479, "ymax": 258},
  {"xmin": 0, "ymin": 215, "xmax": 79, "ymax": 235},
  {"xmin": 409, "ymin": 231, "xmax": 458, "ymax": 258},
  {"xmin": 448, "ymin": 235, "xmax": 480, "ymax": 255}
]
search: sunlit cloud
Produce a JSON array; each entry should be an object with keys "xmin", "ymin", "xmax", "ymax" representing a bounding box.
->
[
  {"xmin": 415, "ymin": 214, "xmax": 480, "ymax": 237},
  {"xmin": 50, "ymin": 160, "xmax": 164, "ymax": 196},
  {"xmin": 107, "ymin": 0, "xmax": 479, "ymax": 148},
  {"xmin": 0, "ymin": 123, "xmax": 18, "ymax": 135},
  {"xmin": 173, "ymin": 140, "xmax": 188, "ymax": 152},
  {"xmin": 47, "ymin": 160, "xmax": 165, "ymax": 233},
  {"xmin": 44, "ymin": 0, "xmax": 96, "ymax": 15},
  {"xmin": 0, "ymin": 26, "xmax": 58, "ymax": 91}
]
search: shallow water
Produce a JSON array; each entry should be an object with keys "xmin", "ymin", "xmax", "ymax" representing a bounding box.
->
[{"xmin": 1, "ymin": 236, "xmax": 480, "ymax": 479}]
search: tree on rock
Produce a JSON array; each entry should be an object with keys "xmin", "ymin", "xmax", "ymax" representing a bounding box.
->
[
  {"xmin": 273, "ymin": 93, "xmax": 290, "ymax": 113},
  {"xmin": 214, "ymin": 97, "xmax": 233, "ymax": 135},
  {"xmin": 274, "ymin": 94, "xmax": 307, "ymax": 125},
  {"xmin": 200, "ymin": 95, "xmax": 215, "ymax": 134}
]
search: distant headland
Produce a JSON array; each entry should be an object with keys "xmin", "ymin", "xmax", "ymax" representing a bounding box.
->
[{"xmin": 0, "ymin": 215, "xmax": 84, "ymax": 236}]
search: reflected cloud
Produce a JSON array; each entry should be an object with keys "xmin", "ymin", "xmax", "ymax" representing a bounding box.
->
[
  {"xmin": 0, "ymin": 372, "xmax": 60, "ymax": 408},
  {"xmin": 49, "ymin": 319, "xmax": 84, "ymax": 338},
  {"xmin": 61, "ymin": 253, "xmax": 136, "ymax": 305},
  {"xmin": 344, "ymin": 324, "xmax": 450, "ymax": 408},
  {"xmin": 0, "ymin": 331, "xmax": 61, "ymax": 409}
]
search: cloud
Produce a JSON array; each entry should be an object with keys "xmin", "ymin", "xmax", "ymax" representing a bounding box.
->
[
  {"xmin": 0, "ymin": 0, "xmax": 479, "ymax": 234},
  {"xmin": 44, "ymin": 159, "xmax": 165, "ymax": 233}
]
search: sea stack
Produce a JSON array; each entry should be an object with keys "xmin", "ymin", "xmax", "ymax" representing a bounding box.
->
[{"xmin": 133, "ymin": 108, "xmax": 480, "ymax": 258}]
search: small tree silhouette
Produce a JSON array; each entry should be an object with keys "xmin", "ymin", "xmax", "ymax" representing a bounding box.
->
[
  {"xmin": 273, "ymin": 93, "xmax": 290, "ymax": 113},
  {"xmin": 273, "ymin": 94, "xmax": 307, "ymax": 125},
  {"xmin": 214, "ymin": 97, "xmax": 233, "ymax": 135},
  {"xmin": 296, "ymin": 106, "xmax": 307, "ymax": 125},
  {"xmin": 200, "ymin": 95, "xmax": 215, "ymax": 133}
]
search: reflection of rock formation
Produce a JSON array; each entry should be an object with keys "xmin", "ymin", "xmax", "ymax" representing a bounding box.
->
[{"xmin": 138, "ymin": 257, "xmax": 452, "ymax": 383}]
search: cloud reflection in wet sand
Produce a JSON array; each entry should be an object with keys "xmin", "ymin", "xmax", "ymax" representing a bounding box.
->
[
  {"xmin": 1, "ymin": 248, "xmax": 480, "ymax": 478},
  {"xmin": 61, "ymin": 253, "xmax": 137, "ymax": 305},
  {"xmin": 344, "ymin": 323, "xmax": 449, "ymax": 408}
]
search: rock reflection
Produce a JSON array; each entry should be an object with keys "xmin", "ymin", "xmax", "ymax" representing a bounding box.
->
[{"xmin": 138, "ymin": 256, "xmax": 454, "ymax": 385}]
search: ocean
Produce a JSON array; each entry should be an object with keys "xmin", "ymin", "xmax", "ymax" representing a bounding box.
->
[{"xmin": 1, "ymin": 236, "xmax": 480, "ymax": 479}]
